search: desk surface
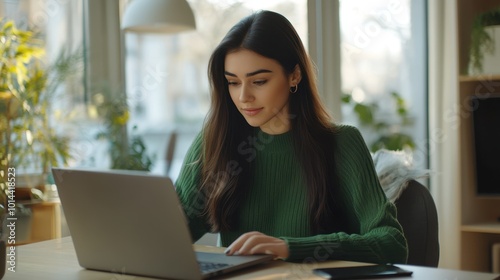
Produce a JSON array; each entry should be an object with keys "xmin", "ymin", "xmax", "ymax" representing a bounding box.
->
[{"xmin": 4, "ymin": 237, "xmax": 499, "ymax": 280}]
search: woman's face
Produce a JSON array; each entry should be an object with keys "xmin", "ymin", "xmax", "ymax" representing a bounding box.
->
[{"xmin": 224, "ymin": 49, "xmax": 300, "ymax": 135}]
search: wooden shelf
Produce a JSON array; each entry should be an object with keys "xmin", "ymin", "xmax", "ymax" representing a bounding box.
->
[
  {"xmin": 11, "ymin": 201, "xmax": 62, "ymax": 246},
  {"xmin": 456, "ymin": 0, "xmax": 500, "ymax": 272},
  {"xmin": 462, "ymin": 223, "xmax": 500, "ymax": 234},
  {"xmin": 459, "ymin": 74, "xmax": 500, "ymax": 82}
]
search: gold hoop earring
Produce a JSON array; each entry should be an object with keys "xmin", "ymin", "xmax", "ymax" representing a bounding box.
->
[{"xmin": 290, "ymin": 84, "xmax": 298, "ymax": 93}]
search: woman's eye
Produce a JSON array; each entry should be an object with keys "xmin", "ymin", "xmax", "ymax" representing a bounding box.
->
[
  {"xmin": 227, "ymin": 81, "xmax": 240, "ymax": 86},
  {"xmin": 254, "ymin": 80, "xmax": 267, "ymax": 85}
]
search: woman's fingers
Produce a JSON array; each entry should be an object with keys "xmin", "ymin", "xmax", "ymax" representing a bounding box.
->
[
  {"xmin": 224, "ymin": 231, "xmax": 289, "ymax": 259},
  {"xmin": 224, "ymin": 231, "xmax": 261, "ymax": 255}
]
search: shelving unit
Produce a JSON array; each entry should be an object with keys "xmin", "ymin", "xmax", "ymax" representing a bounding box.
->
[
  {"xmin": 456, "ymin": 0, "xmax": 500, "ymax": 273},
  {"xmin": 15, "ymin": 201, "xmax": 62, "ymax": 246}
]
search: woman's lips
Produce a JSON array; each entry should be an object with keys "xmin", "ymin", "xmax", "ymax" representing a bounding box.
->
[{"xmin": 242, "ymin": 108, "xmax": 263, "ymax": 116}]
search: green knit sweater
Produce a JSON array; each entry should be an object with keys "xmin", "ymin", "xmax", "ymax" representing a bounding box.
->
[{"xmin": 175, "ymin": 125, "xmax": 408, "ymax": 264}]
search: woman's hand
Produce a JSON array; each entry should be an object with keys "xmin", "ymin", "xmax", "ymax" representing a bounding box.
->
[{"xmin": 224, "ymin": 231, "xmax": 289, "ymax": 259}]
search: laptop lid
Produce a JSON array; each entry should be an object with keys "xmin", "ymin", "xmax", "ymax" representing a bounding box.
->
[{"xmin": 52, "ymin": 168, "xmax": 272, "ymax": 280}]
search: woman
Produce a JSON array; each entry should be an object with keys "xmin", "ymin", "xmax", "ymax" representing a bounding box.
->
[{"xmin": 175, "ymin": 10, "xmax": 408, "ymax": 264}]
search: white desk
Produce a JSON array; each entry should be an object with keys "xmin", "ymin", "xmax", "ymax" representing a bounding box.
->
[{"xmin": 4, "ymin": 237, "xmax": 500, "ymax": 280}]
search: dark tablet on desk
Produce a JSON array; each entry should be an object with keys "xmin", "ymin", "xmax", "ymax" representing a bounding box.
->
[{"xmin": 313, "ymin": 264, "xmax": 413, "ymax": 279}]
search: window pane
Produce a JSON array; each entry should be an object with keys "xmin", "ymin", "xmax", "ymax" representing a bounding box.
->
[
  {"xmin": 339, "ymin": 0, "xmax": 428, "ymax": 169},
  {"xmin": 1, "ymin": 0, "xmax": 85, "ymax": 173}
]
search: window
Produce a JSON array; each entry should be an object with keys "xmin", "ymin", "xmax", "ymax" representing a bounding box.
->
[
  {"xmin": 339, "ymin": 0, "xmax": 428, "ymax": 169},
  {"xmin": 1, "ymin": 0, "xmax": 307, "ymax": 177},
  {"xmin": 0, "ymin": 0, "xmax": 85, "ymax": 174},
  {"xmin": 4, "ymin": 0, "xmax": 427, "ymax": 176}
]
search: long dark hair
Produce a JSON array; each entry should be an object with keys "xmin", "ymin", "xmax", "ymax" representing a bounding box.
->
[{"xmin": 202, "ymin": 10, "xmax": 338, "ymax": 233}]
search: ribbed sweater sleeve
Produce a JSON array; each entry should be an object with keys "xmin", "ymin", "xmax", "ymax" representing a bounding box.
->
[{"xmin": 280, "ymin": 126, "xmax": 408, "ymax": 264}]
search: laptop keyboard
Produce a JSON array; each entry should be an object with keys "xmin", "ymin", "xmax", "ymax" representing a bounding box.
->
[{"xmin": 198, "ymin": 261, "xmax": 231, "ymax": 273}]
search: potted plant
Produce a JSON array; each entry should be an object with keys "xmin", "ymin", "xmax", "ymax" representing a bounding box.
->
[
  {"xmin": 92, "ymin": 87, "xmax": 154, "ymax": 171},
  {"xmin": 341, "ymin": 91, "xmax": 416, "ymax": 152},
  {"xmin": 0, "ymin": 19, "xmax": 82, "ymax": 205},
  {"xmin": 469, "ymin": 7, "xmax": 500, "ymax": 75}
]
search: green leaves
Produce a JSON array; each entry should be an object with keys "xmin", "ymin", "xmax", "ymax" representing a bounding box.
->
[
  {"xmin": 93, "ymin": 89, "xmax": 153, "ymax": 171},
  {"xmin": 0, "ymin": 19, "xmax": 45, "ymax": 96},
  {"xmin": 370, "ymin": 133, "xmax": 416, "ymax": 152},
  {"xmin": 353, "ymin": 103, "xmax": 375, "ymax": 125},
  {"xmin": 342, "ymin": 91, "xmax": 415, "ymax": 152},
  {"xmin": 1, "ymin": 18, "xmax": 81, "ymax": 186},
  {"xmin": 468, "ymin": 8, "xmax": 500, "ymax": 74}
]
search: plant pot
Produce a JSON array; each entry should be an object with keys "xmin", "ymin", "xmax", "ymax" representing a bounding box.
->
[
  {"xmin": 482, "ymin": 25, "xmax": 500, "ymax": 75},
  {"xmin": 469, "ymin": 25, "xmax": 500, "ymax": 75}
]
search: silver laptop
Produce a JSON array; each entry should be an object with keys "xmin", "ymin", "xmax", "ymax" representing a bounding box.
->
[{"xmin": 52, "ymin": 168, "xmax": 273, "ymax": 280}]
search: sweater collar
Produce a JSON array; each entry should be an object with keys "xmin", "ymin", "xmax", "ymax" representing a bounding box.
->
[{"xmin": 253, "ymin": 128, "xmax": 294, "ymax": 153}]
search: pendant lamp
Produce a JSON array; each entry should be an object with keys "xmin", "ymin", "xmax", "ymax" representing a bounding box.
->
[{"xmin": 122, "ymin": 0, "xmax": 196, "ymax": 33}]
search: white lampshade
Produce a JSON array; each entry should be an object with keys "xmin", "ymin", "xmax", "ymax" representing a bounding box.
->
[{"xmin": 122, "ymin": 0, "xmax": 196, "ymax": 33}]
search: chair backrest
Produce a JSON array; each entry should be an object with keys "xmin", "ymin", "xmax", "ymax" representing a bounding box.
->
[
  {"xmin": 394, "ymin": 179, "xmax": 440, "ymax": 267},
  {"xmin": 165, "ymin": 130, "xmax": 178, "ymax": 175}
]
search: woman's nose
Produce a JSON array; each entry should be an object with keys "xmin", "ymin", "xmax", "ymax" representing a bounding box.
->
[{"xmin": 238, "ymin": 85, "xmax": 254, "ymax": 103}]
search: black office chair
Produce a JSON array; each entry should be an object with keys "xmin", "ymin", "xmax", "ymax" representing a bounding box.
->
[{"xmin": 394, "ymin": 179, "xmax": 440, "ymax": 267}]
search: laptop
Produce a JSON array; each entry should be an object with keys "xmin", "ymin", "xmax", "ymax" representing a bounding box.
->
[{"xmin": 52, "ymin": 168, "xmax": 273, "ymax": 280}]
